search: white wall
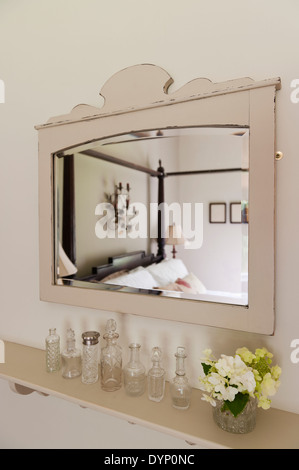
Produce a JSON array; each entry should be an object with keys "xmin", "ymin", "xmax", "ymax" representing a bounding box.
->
[
  {"xmin": 74, "ymin": 152, "xmax": 150, "ymax": 276},
  {"xmin": 1, "ymin": 0, "xmax": 299, "ymax": 449},
  {"xmin": 176, "ymin": 133, "xmax": 247, "ymax": 293}
]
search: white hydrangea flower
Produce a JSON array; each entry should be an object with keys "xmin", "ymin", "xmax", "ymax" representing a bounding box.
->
[
  {"xmin": 230, "ymin": 370, "xmax": 256, "ymax": 393},
  {"xmin": 258, "ymin": 395, "xmax": 271, "ymax": 410},
  {"xmin": 202, "ymin": 348, "xmax": 213, "ymax": 359},
  {"xmin": 215, "ymin": 355, "xmax": 235, "ymax": 377},
  {"xmin": 201, "ymin": 394, "xmax": 216, "ymax": 407},
  {"xmin": 215, "ymin": 383, "xmax": 239, "ymax": 402},
  {"xmin": 199, "ymin": 347, "xmax": 281, "ymax": 415},
  {"xmin": 261, "ymin": 373, "xmax": 279, "ymax": 397},
  {"xmin": 198, "ymin": 377, "xmax": 214, "ymax": 394},
  {"xmin": 236, "ymin": 347, "xmax": 256, "ymax": 364},
  {"xmin": 207, "ymin": 372, "xmax": 227, "ymax": 387}
]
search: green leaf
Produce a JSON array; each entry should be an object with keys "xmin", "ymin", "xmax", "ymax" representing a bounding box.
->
[
  {"xmin": 223, "ymin": 393, "xmax": 249, "ymax": 417},
  {"xmin": 201, "ymin": 363, "xmax": 212, "ymax": 376}
]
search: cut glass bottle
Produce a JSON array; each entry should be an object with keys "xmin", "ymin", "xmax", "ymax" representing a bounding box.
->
[
  {"xmin": 46, "ymin": 328, "xmax": 60, "ymax": 373},
  {"xmin": 81, "ymin": 331, "xmax": 100, "ymax": 384},
  {"xmin": 100, "ymin": 319, "xmax": 122, "ymax": 391}
]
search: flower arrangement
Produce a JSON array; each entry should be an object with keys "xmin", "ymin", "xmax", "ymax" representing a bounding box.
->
[{"xmin": 199, "ymin": 347, "xmax": 281, "ymax": 418}]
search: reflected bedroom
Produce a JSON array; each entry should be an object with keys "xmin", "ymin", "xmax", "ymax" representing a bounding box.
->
[{"xmin": 54, "ymin": 126, "xmax": 249, "ymax": 307}]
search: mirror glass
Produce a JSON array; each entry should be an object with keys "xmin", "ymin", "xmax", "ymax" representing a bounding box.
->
[{"xmin": 54, "ymin": 126, "xmax": 249, "ymax": 306}]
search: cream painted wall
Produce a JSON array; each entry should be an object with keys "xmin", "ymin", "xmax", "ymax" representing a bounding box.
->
[
  {"xmin": 1, "ymin": 0, "xmax": 299, "ymax": 449},
  {"xmin": 73, "ymin": 153, "xmax": 150, "ymax": 276}
]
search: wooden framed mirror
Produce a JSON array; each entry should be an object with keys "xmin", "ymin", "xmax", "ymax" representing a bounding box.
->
[{"xmin": 36, "ymin": 64, "xmax": 281, "ymax": 334}]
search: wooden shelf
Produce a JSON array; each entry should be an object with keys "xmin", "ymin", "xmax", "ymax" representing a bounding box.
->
[{"xmin": 0, "ymin": 341, "xmax": 298, "ymax": 449}]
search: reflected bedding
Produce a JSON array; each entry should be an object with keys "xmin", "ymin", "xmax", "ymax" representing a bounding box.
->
[{"xmin": 100, "ymin": 258, "xmax": 207, "ymax": 295}]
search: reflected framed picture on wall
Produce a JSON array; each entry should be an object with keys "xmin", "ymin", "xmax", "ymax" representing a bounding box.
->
[
  {"xmin": 230, "ymin": 202, "xmax": 242, "ymax": 224},
  {"xmin": 209, "ymin": 203, "xmax": 226, "ymax": 223}
]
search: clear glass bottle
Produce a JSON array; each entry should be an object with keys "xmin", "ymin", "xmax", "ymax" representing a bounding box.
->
[
  {"xmin": 61, "ymin": 328, "xmax": 82, "ymax": 379},
  {"xmin": 45, "ymin": 328, "xmax": 60, "ymax": 373},
  {"xmin": 147, "ymin": 346, "xmax": 165, "ymax": 402},
  {"xmin": 81, "ymin": 331, "xmax": 100, "ymax": 384},
  {"xmin": 100, "ymin": 319, "xmax": 122, "ymax": 391},
  {"xmin": 124, "ymin": 343, "xmax": 146, "ymax": 397},
  {"xmin": 170, "ymin": 346, "xmax": 192, "ymax": 410}
]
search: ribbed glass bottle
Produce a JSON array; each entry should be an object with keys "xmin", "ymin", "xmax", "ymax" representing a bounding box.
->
[{"xmin": 100, "ymin": 319, "xmax": 122, "ymax": 391}]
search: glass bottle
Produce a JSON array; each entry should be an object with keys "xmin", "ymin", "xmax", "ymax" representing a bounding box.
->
[
  {"xmin": 170, "ymin": 346, "xmax": 192, "ymax": 410},
  {"xmin": 147, "ymin": 346, "xmax": 165, "ymax": 402},
  {"xmin": 45, "ymin": 328, "xmax": 60, "ymax": 373},
  {"xmin": 61, "ymin": 328, "xmax": 82, "ymax": 379},
  {"xmin": 100, "ymin": 319, "xmax": 122, "ymax": 391},
  {"xmin": 123, "ymin": 343, "xmax": 146, "ymax": 397},
  {"xmin": 81, "ymin": 331, "xmax": 100, "ymax": 384}
]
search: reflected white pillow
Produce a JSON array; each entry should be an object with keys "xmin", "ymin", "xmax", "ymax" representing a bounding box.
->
[
  {"xmin": 145, "ymin": 258, "xmax": 189, "ymax": 286},
  {"xmin": 181, "ymin": 273, "xmax": 207, "ymax": 294},
  {"xmin": 103, "ymin": 268, "xmax": 156, "ymax": 289}
]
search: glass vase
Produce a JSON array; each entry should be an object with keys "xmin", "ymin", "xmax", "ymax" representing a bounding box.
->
[{"xmin": 213, "ymin": 397, "xmax": 257, "ymax": 434}]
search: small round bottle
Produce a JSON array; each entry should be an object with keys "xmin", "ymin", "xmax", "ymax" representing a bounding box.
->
[
  {"xmin": 100, "ymin": 319, "xmax": 122, "ymax": 391},
  {"xmin": 61, "ymin": 328, "xmax": 82, "ymax": 379},
  {"xmin": 147, "ymin": 347, "xmax": 165, "ymax": 402},
  {"xmin": 170, "ymin": 346, "xmax": 192, "ymax": 410},
  {"xmin": 124, "ymin": 343, "xmax": 146, "ymax": 397},
  {"xmin": 45, "ymin": 328, "xmax": 60, "ymax": 373},
  {"xmin": 81, "ymin": 331, "xmax": 100, "ymax": 384}
]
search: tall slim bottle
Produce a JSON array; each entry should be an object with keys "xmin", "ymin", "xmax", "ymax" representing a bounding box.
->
[
  {"xmin": 170, "ymin": 346, "xmax": 191, "ymax": 410},
  {"xmin": 46, "ymin": 328, "xmax": 60, "ymax": 373},
  {"xmin": 100, "ymin": 319, "xmax": 122, "ymax": 391}
]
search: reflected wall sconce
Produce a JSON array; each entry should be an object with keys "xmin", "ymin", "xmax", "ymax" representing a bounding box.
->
[{"xmin": 105, "ymin": 182, "xmax": 131, "ymax": 225}]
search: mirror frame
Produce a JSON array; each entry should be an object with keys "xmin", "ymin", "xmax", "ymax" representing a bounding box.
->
[{"xmin": 36, "ymin": 64, "xmax": 281, "ymax": 334}]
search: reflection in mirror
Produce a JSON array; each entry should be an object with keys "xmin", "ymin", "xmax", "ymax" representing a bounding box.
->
[{"xmin": 54, "ymin": 127, "xmax": 249, "ymax": 306}]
